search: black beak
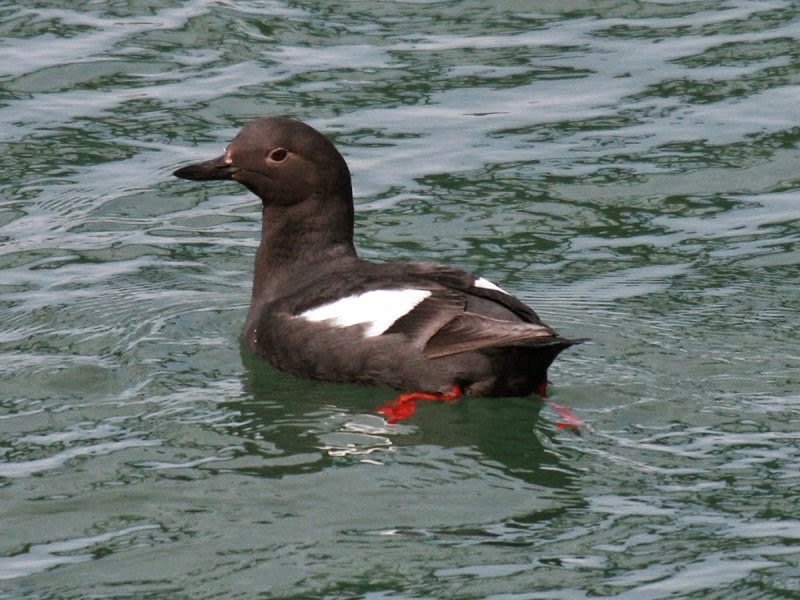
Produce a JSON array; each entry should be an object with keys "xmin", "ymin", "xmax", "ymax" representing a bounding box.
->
[{"xmin": 173, "ymin": 154, "xmax": 238, "ymax": 181}]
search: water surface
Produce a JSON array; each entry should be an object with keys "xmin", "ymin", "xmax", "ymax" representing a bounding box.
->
[{"xmin": 1, "ymin": 1, "xmax": 799, "ymax": 597}]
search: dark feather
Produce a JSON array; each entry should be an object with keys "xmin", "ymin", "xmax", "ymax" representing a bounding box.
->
[
  {"xmin": 424, "ymin": 312, "xmax": 565, "ymax": 359},
  {"xmin": 382, "ymin": 290, "xmax": 465, "ymax": 344},
  {"xmin": 465, "ymin": 284, "xmax": 543, "ymax": 323}
]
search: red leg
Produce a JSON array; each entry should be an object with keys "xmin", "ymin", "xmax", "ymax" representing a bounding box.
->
[
  {"xmin": 537, "ymin": 379, "xmax": 586, "ymax": 431},
  {"xmin": 548, "ymin": 400, "xmax": 587, "ymax": 430},
  {"xmin": 376, "ymin": 385, "xmax": 462, "ymax": 423},
  {"xmin": 376, "ymin": 381, "xmax": 586, "ymax": 431}
]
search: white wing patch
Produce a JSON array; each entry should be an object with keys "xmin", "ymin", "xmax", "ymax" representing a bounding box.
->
[
  {"xmin": 297, "ymin": 289, "xmax": 431, "ymax": 337},
  {"xmin": 474, "ymin": 277, "xmax": 507, "ymax": 294}
]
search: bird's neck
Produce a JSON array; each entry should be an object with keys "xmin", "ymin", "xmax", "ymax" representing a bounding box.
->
[{"xmin": 249, "ymin": 196, "xmax": 357, "ymax": 304}]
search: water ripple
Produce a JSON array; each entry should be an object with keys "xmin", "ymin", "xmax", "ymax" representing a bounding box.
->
[{"xmin": 2, "ymin": 0, "xmax": 799, "ymax": 597}]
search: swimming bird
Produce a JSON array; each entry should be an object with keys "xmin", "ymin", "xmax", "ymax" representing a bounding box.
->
[{"xmin": 173, "ymin": 117, "xmax": 581, "ymax": 421}]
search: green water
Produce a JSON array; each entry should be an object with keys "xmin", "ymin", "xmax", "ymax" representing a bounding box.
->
[{"xmin": 2, "ymin": 1, "xmax": 799, "ymax": 597}]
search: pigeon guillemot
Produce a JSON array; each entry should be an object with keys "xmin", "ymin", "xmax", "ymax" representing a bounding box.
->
[{"xmin": 173, "ymin": 117, "xmax": 581, "ymax": 420}]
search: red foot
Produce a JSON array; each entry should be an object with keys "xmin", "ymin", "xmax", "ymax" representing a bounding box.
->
[
  {"xmin": 376, "ymin": 381, "xmax": 586, "ymax": 431},
  {"xmin": 548, "ymin": 400, "xmax": 587, "ymax": 431},
  {"xmin": 376, "ymin": 385, "xmax": 462, "ymax": 424},
  {"xmin": 534, "ymin": 379, "xmax": 586, "ymax": 430}
]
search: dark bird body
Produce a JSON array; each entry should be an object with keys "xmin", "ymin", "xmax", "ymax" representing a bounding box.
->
[{"xmin": 173, "ymin": 117, "xmax": 580, "ymax": 399}]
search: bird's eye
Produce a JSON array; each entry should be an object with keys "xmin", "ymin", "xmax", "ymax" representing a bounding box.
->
[{"xmin": 268, "ymin": 148, "xmax": 288, "ymax": 163}]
